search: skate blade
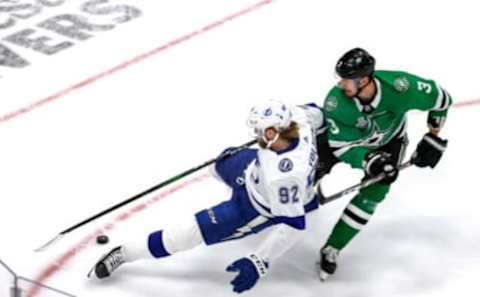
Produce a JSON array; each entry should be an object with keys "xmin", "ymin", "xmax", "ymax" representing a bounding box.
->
[
  {"xmin": 315, "ymin": 261, "xmax": 331, "ymax": 282},
  {"xmin": 87, "ymin": 263, "xmax": 96, "ymax": 279},
  {"xmin": 87, "ymin": 246, "xmax": 120, "ymax": 279}
]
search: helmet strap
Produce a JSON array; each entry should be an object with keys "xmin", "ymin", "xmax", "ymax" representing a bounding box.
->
[
  {"xmin": 262, "ymin": 130, "xmax": 280, "ymax": 149},
  {"xmin": 352, "ymin": 78, "xmax": 363, "ymax": 97},
  {"xmin": 353, "ymin": 75, "xmax": 374, "ymax": 100}
]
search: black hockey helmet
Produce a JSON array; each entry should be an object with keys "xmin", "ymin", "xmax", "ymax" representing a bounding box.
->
[{"xmin": 335, "ymin": 48, "xmax": 375, "ymax": 79}]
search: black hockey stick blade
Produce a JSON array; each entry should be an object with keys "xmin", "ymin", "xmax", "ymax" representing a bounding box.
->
[
  {"xmin": 317, "ymin": 160, "xmax": 414, "ymax": 205},
  {"xmin": 34, "ymin": 234, "xmax": 64, "ymax": 252},
  {"xmin": 35, "ymin": 139, "xmax": 256, "ymax": 252}
]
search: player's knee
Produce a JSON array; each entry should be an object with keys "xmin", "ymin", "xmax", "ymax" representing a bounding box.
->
[
  {"xmin": 360, "ymin": 183, "xmax": 390, "ymax": 203},
  {"xmin": 351, "ymin": 195, "xmax": 378, "ymax": 214},
  {"xmin": 162, "ymin": 218, "xmax": 205, "ymax": 254},
  {"xmin": 352, "ymin": 185, "xmax": 390, "ymax": 214}
]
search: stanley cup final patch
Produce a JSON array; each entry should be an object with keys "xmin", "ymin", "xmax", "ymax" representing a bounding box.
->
[{"xmin": 325, "ymin": 96, "xmax": 337, "ymax": 112}]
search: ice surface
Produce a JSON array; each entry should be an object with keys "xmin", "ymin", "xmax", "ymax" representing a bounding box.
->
[{"xmin": 1, "ymin": 1, "xmax": 479, "ymax": 296}]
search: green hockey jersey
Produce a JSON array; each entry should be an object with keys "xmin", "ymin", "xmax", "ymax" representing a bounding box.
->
[{"xmin": 323, "ymin": 70, "xmax": 452, "ymax": 169}]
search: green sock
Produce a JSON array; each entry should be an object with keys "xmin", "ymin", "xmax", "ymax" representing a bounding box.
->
[
  {"xmin": 326, "ymin": 219, "xmax": 360, "ymax": 250},
  {"xmin": 325, "ymin": 183, "xmax": 391, "ymax": 251}
]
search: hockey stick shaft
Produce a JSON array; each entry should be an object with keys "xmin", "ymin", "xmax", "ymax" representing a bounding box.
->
[
  {"xmin": 35, "ymin": 139, "xmax": 256, "ymax": 252},
  {"xmin": 318, "ymin": 160, "xmax": 414, "ymax": 205}
]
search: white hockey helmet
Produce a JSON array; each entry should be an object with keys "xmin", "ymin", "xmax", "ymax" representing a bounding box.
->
[{"xmin": 247, "ymin": 100, "xmax": 293, "ymax": 148}]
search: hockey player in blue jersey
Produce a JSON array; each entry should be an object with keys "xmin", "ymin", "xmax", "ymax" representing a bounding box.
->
[{"xmin": 88, "ymin": 100, "xmax": 325, "ymax": 293}]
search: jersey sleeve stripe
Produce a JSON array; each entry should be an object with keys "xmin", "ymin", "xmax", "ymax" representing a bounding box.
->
[
  {"xmin": 439, "ymin": 88, "xmax": 448, "ymax": 110},
  {"xmin": 433, "ymin": 82, "xmax": 444, "ymax": 110},
  {"xmin": 441, "ymin": 89, "xmax": 452, "ymax": 110},
  {"xmin": 432, "ymin": 85, "xmax": 451, "ymax": 111}
]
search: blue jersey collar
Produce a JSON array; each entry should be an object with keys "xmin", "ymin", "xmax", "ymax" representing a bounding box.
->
[{"xmin": 275, "ymin": 137, "xmax": 299, "ymax": 155}]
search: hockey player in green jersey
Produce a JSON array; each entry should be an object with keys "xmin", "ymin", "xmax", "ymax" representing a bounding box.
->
[{"xmin": 315, "ymin": 48, "xmax": 451, "ymax": 281}]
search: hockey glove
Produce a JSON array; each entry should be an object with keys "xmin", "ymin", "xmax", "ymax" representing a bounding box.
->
[
  {"xmin": 226, "ymin": 254, "xmax": 268, "ymax": 294},
  {"xmin": 363, "ymin": 151, "xmax": 398, "ymax": 185},
  {"xmin": 412, "ymin": 133, "xmax": 448, "ymax": 168}
]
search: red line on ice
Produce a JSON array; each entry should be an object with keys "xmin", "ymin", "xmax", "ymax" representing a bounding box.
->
[
  {"xmin": 26, "ymin": 174, "xmax": 210, "ymax": 297},
  {"xmin": 453, "ymin": 98, "xmax": 480, "ymax": 108},
  {"xmin": 0, "ymin": 0, "xmax": 274, "ymax": 124}
]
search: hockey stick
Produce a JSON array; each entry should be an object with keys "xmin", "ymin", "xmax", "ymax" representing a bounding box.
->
[
  {"xmin": 35, "ymin": 139, "xmax": 257, "ymax": 252},
  {"xmin": 317, "ymin": 160, "xmax": 414, "ymax": 205}
]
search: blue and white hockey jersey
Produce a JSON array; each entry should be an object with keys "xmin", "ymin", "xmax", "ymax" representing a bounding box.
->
[
  {"xmin": 245, "ymin": 104, "xmax": 323, "ymax": 262},
  {"xmin": 244, "ymin": 108, "xmax": 319, "ymax": 231}
]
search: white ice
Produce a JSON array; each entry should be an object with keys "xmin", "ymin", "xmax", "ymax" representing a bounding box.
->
[{"xmin": 1, "ymin": 0, "xmax": 479, "ymax": 297}]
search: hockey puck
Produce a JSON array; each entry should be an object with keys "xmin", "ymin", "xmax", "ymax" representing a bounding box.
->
[{"xmin": 96, "ymin": 235, "xmax": 109, "ymax": 244}]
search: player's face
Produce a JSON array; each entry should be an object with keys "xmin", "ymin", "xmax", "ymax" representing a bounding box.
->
[
  {"xmin": 255, "ymin": 128, "xmax": 277, "ymax": 149},
  {"xmin": 338, "ymin": 78, "xmax": 359, "ymax": 98}
]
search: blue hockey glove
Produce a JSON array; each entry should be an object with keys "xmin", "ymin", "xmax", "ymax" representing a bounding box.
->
[{"xmin": 226, "ymin": 254, "xmax": 268, "ymax": 294}]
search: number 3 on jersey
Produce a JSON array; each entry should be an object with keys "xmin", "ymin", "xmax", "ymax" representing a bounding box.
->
[
  {"xmin": 417, "ymin": 81, "xmax": 432, "ymax": 94},
  {"xmin": 279, "ymin": 186, "xmax": 299, "ymax": 204}
]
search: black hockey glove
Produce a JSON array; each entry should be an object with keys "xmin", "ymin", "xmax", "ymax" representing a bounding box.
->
[
  {"xmin": 412, "ymin": 133, "xmax": 448, "ymax": 168},
  {"xmin": 363, "ymin": 151, "xmax": 398, "ymax": 185}
]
